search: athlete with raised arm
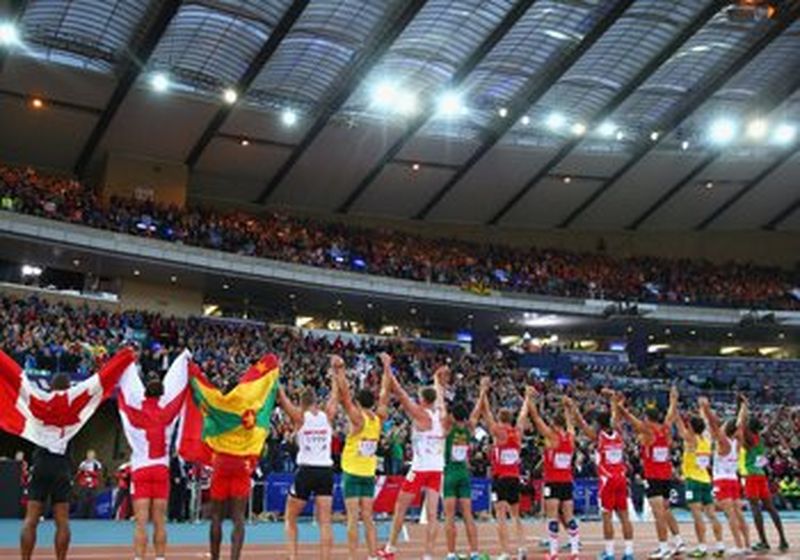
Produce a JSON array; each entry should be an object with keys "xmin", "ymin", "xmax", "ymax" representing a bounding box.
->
[
  {"xmin": 378, "ymin": 364, "xmax": 449, "ymax": 560},
  {"xmin": 478, "ymin": 376, "xmax": 528, "ymax": 560},
  {"xmin": 738, "ymin": 395, "xmax": 789, "ymax": 553},
  {"xmin": 336, "ymin": 353, "xmax": 392, "ymax": 560},
  {"xmin": 278, "ymin": 358, "xmax": 339, "ymax": 560},
  {"xmin": 669, "ymin": 387, "xmax": 724, "ymax": 558},
  {"xmin": 617, "ymin": 392, "xmax": 684, "ymax": 559},
  {"xmin": 698, "ymin": 396, "xmax": 749, "ymax": 555},
  {"xmin": 525, "ymin": 386, "xmax": 579, "ymax": 560},
  {"xmin": 566, "ymin": 390, "xmax": 634, "ymax": 560}
]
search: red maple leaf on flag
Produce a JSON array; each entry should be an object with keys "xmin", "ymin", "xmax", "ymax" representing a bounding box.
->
[
  {"xmin": 28, "ymin": 391, "xmax": 92, "ymax": 438},
  {"xmin": 119, "ymin": 394, "xmax": 186, "ymax": 460}
]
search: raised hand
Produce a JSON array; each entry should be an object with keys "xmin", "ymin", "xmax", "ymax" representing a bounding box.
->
[
  {"xmin": 525, "ymin": 385, "xmax": 537, "ymax": 400},
  {"xmin": 378, "ymin": 352, "xmax": 392, "ymax": 370},
  {"xmin": 670, "ymin": 385, "xmax": 679, "ymax": 403},
  {"xmin": 698, "ymin": 396, "xmax": 710, "ymax": 409},
  {"xmin": 479, "ymin": 376, "xmax": 491, "ymax": 394}
]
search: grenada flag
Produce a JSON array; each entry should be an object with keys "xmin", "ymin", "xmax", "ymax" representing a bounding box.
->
[
  {"xmin": 178, "ymin": 354, "xmax": 279, "ymax": 464},
  {"xmin": 0, "ymin": 347, "xmax": 136, "ymax": 454}
]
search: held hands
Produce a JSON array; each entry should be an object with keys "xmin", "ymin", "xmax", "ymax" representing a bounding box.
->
[
  {"xmin": 479, "ymin": 376, "xmax": 491, "ymax": 394},
  {"xmin": 669, "ymin": 385, "xmax": 679, "ymax": 404},
  {"xmin": 378, "ymin": 352, "xmax": 392, "ymax": 370},
  {"xmin": 525, "ymin": 385, "xmax": 538, "ymax": 401}
]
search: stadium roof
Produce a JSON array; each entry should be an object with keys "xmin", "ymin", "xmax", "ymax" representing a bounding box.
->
[{"xmin": 1, "ymin": 0, "xmax": 800, "ymax": 232}]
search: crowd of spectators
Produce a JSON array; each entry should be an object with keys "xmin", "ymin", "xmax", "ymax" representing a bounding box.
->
[
  {"xmin": 2, "ymin": 163, "xmax": 798, "ymax": 310},
  {"xmin": 2, "ymin": 294, "xmax": 799, "ymax": 504}
]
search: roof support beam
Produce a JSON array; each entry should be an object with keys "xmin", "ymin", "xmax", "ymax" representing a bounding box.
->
[
  {"xmin": 0, "ymin": 0, "xmax": 29, "ymax": 74},
  {"xmin": 336, "ymin": 0, "xmax": 538, "ymax": 214},
  {"xmin": 694, "ymin": 91, "xmax": 800, "ymax": 229},
  {"xmin": 763, "ymin": 195, "xmax": 800, "ymax": 230},
  {"xmin": 253, "ymin": 0, "xmax": 428, "ymax": 205},
  {"xmin": 184, "ymin": 0, "xmax": 310, "ymax": 169},
  {"xmin": 486, "ymin": 0, "xmax": 724, "ymax": 226},
  {"xmin": 73, "ymin": 0, "xmax": 182, "ymax": 177},
  {"xmin": 560, "ymin": 4, "xmax": 800, "ymax": 230},
  {"xmin": 413, "ymin": 0, "xmax": 635, "ymax": 221}
]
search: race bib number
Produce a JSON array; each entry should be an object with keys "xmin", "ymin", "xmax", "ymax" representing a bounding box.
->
[
  {"xmin": 544, "ymin": 485, "xmax": 551, "ymax": 498},
  {"xmin": 755, "ymin": 455, "xmax": 768, "ymax": 468},
  {"xmin": 358, "ymin": 440, "xmax": 377, "ymax": 457},
  {"xmin": 696, "ymin": 455, "xmax": 711, "ymax": 469},
  {"xmin": 686, "ymin": 490, "xmax": 694, "ymax": 500},
  {"xmin": 554, "ymin": 452, "xmax": 572, "ymax": 469},
  {"xmin": 605, "ymin": 448, "xmax": 623, "ymax": 464},
  {"xmin": 500, "ymin": 449, "xmax": 519, "ymax": 465},
  {"xmin": 652, "ymin": 446, "xmax": 669, "ymax": 462},
  {"xmin": 451, "ymin": 445, "xmax": 469, "ymax": 462}
]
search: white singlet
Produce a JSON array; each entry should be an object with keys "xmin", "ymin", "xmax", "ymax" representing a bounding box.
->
[
  {"xmin": 410, "ymin": 408, "xmax": 445, "ymax": 472},
  {"xmin": 713, "ymin": 436, "xmax": 739, "ymax": 481},
  {"xmin": 296, "ymin": 410, "xmax": 333, "ymax": 467}
]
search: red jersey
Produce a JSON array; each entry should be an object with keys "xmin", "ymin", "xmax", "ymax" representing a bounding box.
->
[
  {"xmin": 543, "ymin": 430, "xmax": 574, "ymax": 483},
  {"xmin": 641, "ymin": 424, "xmax": 672, "ymax": 480},
  {"xmin": 597, "ymin": 430, "xmax": 626, "ymax": 479},
  {"xmin": 491, "ymin": 424, "xmax": 521, "ymax": 478}
]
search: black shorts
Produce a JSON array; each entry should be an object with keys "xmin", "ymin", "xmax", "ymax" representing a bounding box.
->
[
  {"xmin": 492, "ymin": 476, "xmax": 521, "ymax": 505},
  {"xmin": 29, "ymin": 451, "xmax": 72, "ymax": 504},
  {"xmin": 645, "ymin": 478, "xmax": 672, "ymax": 499},
  {"xmin": 290, "ymin": 466, "xmax": 334, "ymax": 501},
  {"xmin": 543, "ymin": 481, "xmax": 574, "ymax": 502}
]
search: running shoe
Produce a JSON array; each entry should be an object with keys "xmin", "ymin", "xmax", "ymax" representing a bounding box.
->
[
  {"xmin": 597, "ymin": 553, "xmax": 615, "ymax": 560},
  {"xmin": 779, "ymin": 541, "xmax": 789, "ymax": 553},
  {"xmin": 516, "ymin": 549, "xmax": 527, "ymax": 560},
  {"xmin": 711, "ymin": 549, "xmax": 725, "ymax": 558},
  {"xmin": 687, "ymin": 549, "xmax": 707, "ymax": 558},
  {"xmin": 648, "ymin": 549, "xmax": 673, "ymax": 560},
  {"xmin": 622, "ymin": 554, "xmax": 635, "ymax": 560},
  {"xmin": 376, "ymin": 549, "xmax": 396, "ymax": 560},
  {"xmin": 750, "ymin": 542, "xmax": 770, "ymax": 552},
  {"xmin": 672, "ymin": 542, "xmax": 687, "ymax": 556}
]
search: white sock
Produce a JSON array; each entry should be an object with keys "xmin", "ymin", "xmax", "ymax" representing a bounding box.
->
[
  {"xmin": 385, "ymin": 544, "xmax": 396, "ymax": 553},
  {"xmin": 673, "ymin": 535, "xmax": 684, "ymax": 546},
  {"xmin": 715, "ymin": 541, "xmax": 725, "ymax": 551},
  {"xmin": 605, "ymin": 540, "xmax": 614, "ymax": 555},
  {"xmin": 625, "ymin": 540, "xmax": 634, "ymax": 555},
  {"xmin": 422, "ymin": 555, "xmax": 433, "ymax": 560},
  {"xmin": 659, "ymin": 541, "xmax": 670, "ymax": 553}
]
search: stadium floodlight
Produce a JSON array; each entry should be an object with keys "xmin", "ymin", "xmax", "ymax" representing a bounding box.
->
[
  {"xmin": 498, "ymin": 107, "xmax": 508, "ymax": 118},
  {"xmin": 150, "ymin": 72, "xmax": 169, "ymax": 93},
  {"xmin": 437, "ymin": 91, "xmax": 465, "ymax": 116},
  {"xmin": 681, "ymin": 140, "xmax": 690, "ymax": 151},
  {"xmin": 597, "ymin": 121, "xmax": 616, "ymax": 137},
  {"xmin": 21, "ymin": 265, "xmax": 42, "ymax": 277},
  {"xmin": 546, "ymin": 112, "xmax": 566, "ymax": 131},
  {"xmin": 520, "ymin": 115, "xmax": 531, "ymax": 126},
  {"xmin": 222, "ymin": 88, "xmax": 238, "ymax": 104},
  {"xmin": 0, "ymin": 22, "xmax": 19, "ymax": 46},
  {"xmin": 746, "ymin": 118, "xmax": 769, "ymax": 140},
  {"xmin": 772, "ymin": 123, "xmax": 796, "ymax": 145},
  {"xmin": 615, "ymin": 129, "xmax": 625, "ymax": 141},
  {"xmin": 708, "ymin": 118, "xmax": 737, "ymax": 144},
  {"xmin": 281, "ymin": 108, "xmax": 298, "ymax": 127},
  {"xmin": 395, "ymin": 90, "xmax": 417, "ymax": 115},
  {"xmin": 650, "ymin": 131, "xmax": 660, "ymax": 141},
  {"xmin": 372, "ymin": 81, "xmax": 398, "ymax": 108},
  {"xmin": 571, "ymin": 122, "xmax": 587, "ymax": 136}
]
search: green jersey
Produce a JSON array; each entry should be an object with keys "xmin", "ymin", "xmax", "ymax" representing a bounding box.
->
[
  {"xmin": 444, "ymin": 424, "xmax": 471, "ymax": 476},
  {"xmin": 744, "ymin": 434, "xmax": 768, "ymax": 476}
]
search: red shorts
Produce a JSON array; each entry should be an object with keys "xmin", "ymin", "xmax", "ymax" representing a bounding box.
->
[
  {"xmin": 744, "ymin": 475, "xmax": 770, "ymax": 500},
  {"xmin": 209, "ymin": 454, "xmax": 254, "ymax": 501},
  {"xmin": 599, "ymin": 474, "xmax": 628, "ymax": 512},
  {"xmin": 714, "ymin": 479, "xmax": 741, "ymax": 501},
  {"xmin": 401, "ymin": 470, "xmax": 442, "ymax": 497},
  {"xmin": 131, "ymin": 465, "xmax": 170, "ymax": 500}
]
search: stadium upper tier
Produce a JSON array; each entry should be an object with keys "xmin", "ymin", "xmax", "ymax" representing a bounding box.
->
[{"xmin": 1, "ymin": 163, "xmax": 798, "ymax": 310}]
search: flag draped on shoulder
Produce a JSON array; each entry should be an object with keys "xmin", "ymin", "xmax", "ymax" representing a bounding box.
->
[
  {"xmin": 178, "ymin": 354, "xmax": 279, "ymax": 464},
  {"xmin": 118, "ymin": 350, "xmax": 190, "ymax": 469},
  {"xmin": 0, "ymin": 347, "xmax": 136, "ymax": 454}
]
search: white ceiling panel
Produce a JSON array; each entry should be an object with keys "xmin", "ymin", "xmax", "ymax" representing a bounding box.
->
[
  {"xmin": 350, "ymin": 163, "xmax": 454, "ymax": 218},
  {"xmin": 397, "ymin": 135, "xmax": 479, "ymax": 166},
  {"xmin": 499, "ymin": 177, "xmax": 603, "ymax": 229}
]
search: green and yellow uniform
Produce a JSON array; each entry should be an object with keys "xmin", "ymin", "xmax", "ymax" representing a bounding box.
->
[
  {"xmin": 342, "ymin": 411, "xmax": 381, "ymax": 498},
  {"xmin": 744, "ymin": 438, "xmax": 767, "ymax": 476},
  {"xmin": 683, "ymin": 436, "xmax": 713, "ymax": 505},
  {"xmin": 443, "ymin": 424, "xmax": 472, "ymax": 499}
]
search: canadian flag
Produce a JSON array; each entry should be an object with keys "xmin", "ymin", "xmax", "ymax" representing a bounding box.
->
[
  {"xmin": 0, "ymin": 347, "xmax": 136, "ymax": 454},
  {"xmin": 117, "ymin": 350, "xmax": 190, "ymax": 470}
]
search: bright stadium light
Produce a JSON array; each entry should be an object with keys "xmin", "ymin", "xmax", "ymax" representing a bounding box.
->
[
  {"xmin": 281, "ymin": 108, "xmax": 298, "ymax": 127},
  {"xmin": 571, "ymin": 122, "xmax": 587, "ymax": 136},
  {"xmin": 0, "ymin": 22, "xmax": 20, "ymax": 46},
  {"xmin": 21, "ymin": 264, "xmax": 42, "ymax": 277},
  {"xmin": 615, "ymin": 129, "xmax": 625, "ymax": 141},
  {"xmin": 395, "ymin": 90, "xmax": 417, "ymax": 115},
  {"xmin": 498, "ymin": 107, "xmax": 508, "ymax": 118},
  {"xmin": 708, "ymin": 118, "xmax": 737, "ymax": 144},
  {"xmin": 746, "ymin": 118, "xmax": 769, "ymax": 140},
  {"xmin": 772, "ymin": 123, "xmax": 797, "ymax": 145},
  {"xmin": 372, "ymin": 81, "xmax": 398, "ymax": 108},
  {"xmin": 520, "ymin": 115, "xmax": 531, "ymax": 126},
  {"xmin": 546, "ymin": 112, "xmax": 566, "ymax": 131},
  {"xmin": 222, "ymin": 88, "xmax": 238, "ymax": 104},
  {"xmin": 437, "ymin": 91, "xmax": 465, "ymax": 116},
  {"xmin": 150, "ymin": 72, "xmax": 169, "ymax": 93},
  {"xmin": 650, "ymin": 131, "xmax": 660, "ymax": 141},
  {"xmin": 371, "ymin": 81, "xmax": 416, "ymax": 115},
  {"xmin": 597, "ymin": 121, "xmax": 617, "ymax": 137},
  {"xmin": 681, "ymin": 140, "xmax": 690, "ymax": 151}
]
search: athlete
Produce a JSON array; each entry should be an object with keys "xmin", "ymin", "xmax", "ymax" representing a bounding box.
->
[
  {"xmin": 669, "ymin": 388, "xmax": 724, "ymax": 558},
  {"xmin": 336, "ymin": 352, "xmax": 392, "ymax": 560},
  {"xmin": 378, "ymin": 364, "xmax": 449, "ymax": 560},
  {"xmin": 478, "ymin": 376, "xmax": 528, "ymax": 560},
  {"xmin": 279, "ymin": 359, "xmax": 339, "ymax": 560},
  {"xmin": 525, "ymin": 386, "xmax": 579, "ymax": 560},
  {"xmin": 567, "ymin": 391, "xmax": 634, "ymax": 560},
  {"xmin": 698, "ymin": 397, "xmax": 749, "ymax": 555},
  {"xmin": 442, "ymin": 390, "xmax": 482, "ymax": 560},
  {"xmin": 617, "ymin": 392, "xmax": 684, "ymax": 559},
  {"xmin": 117, "ymin": 354, "xmax": 189, "ymax": 560},
  {"xmin": 737, "ymin": 395, "xmax": 789, "ymax": 552}
]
